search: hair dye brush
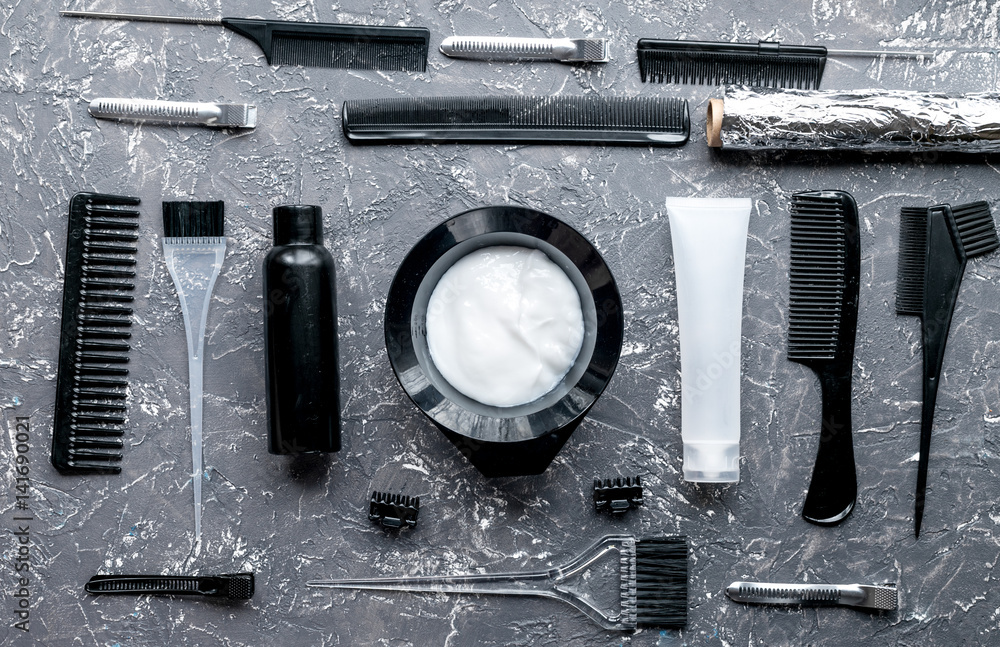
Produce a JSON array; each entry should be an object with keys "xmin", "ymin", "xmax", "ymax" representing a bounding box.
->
[
  {"xmin": 787, "ymin": 191, "xmax": 861, "ymax": 526},
  {"xmin": 896, "ymin": 201, "xmax": 999, "ymax": 537},
  {"xmin": 308, "ymin": 535, "xmax": 687, "ymax": 631}
]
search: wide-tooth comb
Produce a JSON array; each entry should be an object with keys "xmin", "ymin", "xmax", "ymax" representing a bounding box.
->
[
  {"xmin": 85, "ymin": 573, "xmax": 254, "ymax": 600},
  {"xmin": 726, "ymin": 581, "xmax": 898, "ymax": 611},
  {"xmin": 439, "ymin": 36, "xmax": 609, "ymax": 63},
  {"xmin": 341, "ymin": 95, "xmax": 690, "ymax": 146},
  {"xmin": 896, "ymin": 201, "xmax": 998, "ymax": 536},
  {"xmin": 52, "ymin": 192, "xmax": 140, "ymax": 474},
  {"xmin": 787, "ymin": 190, "xmax": 860, "ymax": 526}
]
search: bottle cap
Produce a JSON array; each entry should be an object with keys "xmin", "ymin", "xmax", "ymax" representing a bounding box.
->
[
  {"xmin": 683, "ymin": 440, "xmax": 740, "ymax": 483},
  {"xmin": 273, "ymin": 204, "xmax": 323, "ymax": 245}
]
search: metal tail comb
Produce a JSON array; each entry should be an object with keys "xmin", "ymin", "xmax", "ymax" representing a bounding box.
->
[
  {"xmin": 89, "ymin": 98, "xmax": 257, "ymax": 128},
  {"xmin": 726, "ymin": 581, "xmax": 898, "ymax": 611},
  {"xmin": 440, "ymin": 36, "xmax": 609, "ymax": 63}
]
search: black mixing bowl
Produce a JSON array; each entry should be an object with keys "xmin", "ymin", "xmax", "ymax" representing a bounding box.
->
[{"xmin": 384, "ymin": 206, "xmax": 623, "ymax": 476}]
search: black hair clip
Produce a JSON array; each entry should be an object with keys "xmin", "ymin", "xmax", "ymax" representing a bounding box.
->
[
  {"xmin": 593, "ymin": 476, "xmax": 644, "ymax": 514},
  {"xmin": 85, "ymin": 573, "xmax": 254, "ymax": 600},
  {"xmin": 369, "ymin": 491, "xmax": 419, "ymax": 530}
]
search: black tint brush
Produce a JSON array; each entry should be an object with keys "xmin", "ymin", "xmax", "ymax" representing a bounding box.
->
[
  {"xmin": 61, "ymin": 10, "xmax": 429, "ymax": 72},
  {"xmin": 896, "ymin": 201, "xmax": 999, "ymax": 537},
  {"xmin": 788, "ymin": 191, "xmax": 861, "ymax": 526},
  {"xmin": 308, "ymin": 534, "xmax": 687, "ymax": 631}
]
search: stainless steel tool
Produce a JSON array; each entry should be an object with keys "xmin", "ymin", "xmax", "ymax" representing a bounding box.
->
[
  {"xmin": 439, "ymin": 36, "xmax": 609, "ymax": 63},
  {"xmin": 726, "ymin": 581, "xmax": 898, "ymax": 611},
  {"xmin": 88, "ymin": 98, "xmax": 257, "ymax": 128}
]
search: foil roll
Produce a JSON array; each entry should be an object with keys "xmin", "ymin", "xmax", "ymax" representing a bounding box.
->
[{"xmin": 711, "ymin": 87, "xmax": 1000, "ymax": 152}]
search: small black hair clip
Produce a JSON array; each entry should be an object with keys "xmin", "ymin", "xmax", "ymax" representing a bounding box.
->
[
  {"xmin": 593, "ymin": 476, "xmax": 644, "ymax": 514},
  {"xmin": 85, "ymin": 573, "xmax": 254, "ymax": 600},
  {"xmin": 369, "ymin": 491, "xmax": 419, "ymax": 530}
]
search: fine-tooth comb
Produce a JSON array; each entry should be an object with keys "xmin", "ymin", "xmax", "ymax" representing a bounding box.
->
[
  {"xmin": 593, "ymin": 476, "xmax": 644, "ymax": 514},
  {"xmin": 439, "ymin": 36, "xmax": 609, "ymax": 63},
  {"xmin": 636, "ymin": 39, "xmax": 931, "ymax": 89},
  {"xmin": 369, "ymin": 491, "xmax": 420, "ymax": 530},
  {"xmin": 308, "ymin": 534, "xmax": 688, "ymax": 631},
  {"xmin": 88, "ymin": 98, "xmax": 257, "ymax": 129},
  {"xmin": 726, "ymin": 581, "xmax": 898, "ymax": 611},
  {"xmin": 61, "ymin": 10, "xmax": 430, "ymax": 72},
  {"xmin": 341, "ymin": 96, "xmax": 690, "ymax": 145},
  {"xmin": 86, "ymin": 573, "xmax": 254, "ymax": 600},
  {"xmin": 895, "ymin": 200, "xmax": 999, "ymax": 537},
  {"xmin": 52, "ymin": 192, "xmax": 141, "ymax": 475},
  {"xmin": 787, "ymin": 190, "xmax": 861, "ymax": 526}
]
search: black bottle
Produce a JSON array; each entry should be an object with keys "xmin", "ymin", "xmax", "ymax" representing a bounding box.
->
[{"xmin": 264, "ymin": 205, "xmax": 341, "ymax": 454}]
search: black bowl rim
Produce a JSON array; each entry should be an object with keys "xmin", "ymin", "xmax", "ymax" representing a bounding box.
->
[{"xmin": 384, "ymin": 205, "xmax": 624, "ymax": 444}]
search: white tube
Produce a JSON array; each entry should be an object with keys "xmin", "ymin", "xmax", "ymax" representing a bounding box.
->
[{"xmin": 665, "ymin": 197, "xmax": 751, "ymax": 483}]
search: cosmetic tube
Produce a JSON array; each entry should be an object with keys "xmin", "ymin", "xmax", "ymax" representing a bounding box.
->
[{"xmin": 665, "ymin": 197, "xmax": 751, "ymax": 482}]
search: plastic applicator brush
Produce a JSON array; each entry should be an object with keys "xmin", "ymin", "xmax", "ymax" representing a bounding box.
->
[
  {"xmin": 308, "ymin": 534, "xmax": 688, "ymax": 631},
  {"xmin": 162, "ymin": 201, "xmax": 226, "ymax": 545},
  {"xmin": 896, "ymin": 201, "xmax": 999, "ymax": 537}
]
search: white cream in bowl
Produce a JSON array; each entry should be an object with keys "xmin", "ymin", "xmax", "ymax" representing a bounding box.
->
[{"xmin": 425, "ymin": 246, "xmax": 585, "ymax": 408}]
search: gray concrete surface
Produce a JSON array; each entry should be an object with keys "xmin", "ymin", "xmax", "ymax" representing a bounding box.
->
[{"xmin": 2, "ymin": 1, "xmax": 1000, "ymax": 645}]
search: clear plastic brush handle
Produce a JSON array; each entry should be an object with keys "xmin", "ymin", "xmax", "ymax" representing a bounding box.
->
[
  {"xmin": 163, "ymin": 237, "xmax": 226, "ymax": 545},
  {"xmin": 308, "ymin": 534, "xmax": 638, "ymax": 630}
]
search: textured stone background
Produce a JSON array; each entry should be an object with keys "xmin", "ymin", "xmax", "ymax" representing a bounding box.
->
[{"xmin": 2, "ymin": 1, "xmax": 1000, "ymax": 645}]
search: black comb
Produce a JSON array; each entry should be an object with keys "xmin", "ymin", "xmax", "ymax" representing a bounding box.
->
[
  {"xmin": 787, "ymin": 191, "xmax": 861, "ymax": 526},
  {"xmin": 593, "ymin": 476, "xmax": 644, "ymax": 514},
  {"xmin": 86, "ymin": 573, "xmax": 254, "ymax": 600},
  {"xmin": 342, "ymin": 95, "xmax": 690, "ymax": 146},
  {"xmin": 61, "ymin": 11, "xmax": 429, "ymax": 72},
  {"xmin": 638, "ymin": 39, "xmax": 827, "ymax": 89},
  {"xmin": 637, "ymin": 39, "xmax": 928, "ymax": 89},
  {"xmin": 52, "ymin": 192, "xmax": 140, "ymax": 475},
  {"xmin": 895, "ymin": 201, "xmax": 998, "ymax": 536},
  {"xmin": 369, "ymin": 491, "xmax": 420, "ymax": 530}
]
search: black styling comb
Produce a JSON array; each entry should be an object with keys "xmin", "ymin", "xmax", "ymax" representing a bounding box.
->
[
  {"xmin": 788, "ymin": 191, "xmax": 861, "ymax": 526},
  {"xmin": 52, "ymin": 192, "xmax": 141, "ymax": 475},
  {"xmin": 369, "ymin": 491, "xmax": 419, "ymax": 530},
  {"xmin": 61, "ymin": 11, "xmax": 429, "ymax": 72},
  {"xmin": 637, "ymin": 39, "xmax": 929, "ymax": 89},
  {"xmin": 593, "ymin": 476, "xmax": 644, "ymax": 514},
  {"xmin": 342, "ymin": 96, "xmax": 690, "ymax": 146},
  {"xmin": 896, "ymin": 201, "xmax": 998, "ymax": 537},
  {"xmin": 86, "ymin": 573, "xmax": 254, "ymax": 600}
]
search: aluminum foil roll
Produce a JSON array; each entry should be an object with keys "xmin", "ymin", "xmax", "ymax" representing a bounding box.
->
[{"xmin": 708, "ymin": 87, "xmax": 1000, "ymax": 152}]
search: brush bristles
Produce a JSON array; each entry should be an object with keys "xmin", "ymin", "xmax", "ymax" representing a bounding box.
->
[
  {"xmin": 635, "ymin": 536, "xmax": 687, "ymax": 628},
  {"xmin": 952, "ymin": 201, "xmax": 999, "ymax": 258},
  {"xmin": 896, "ymin": 207, "xmax": 929, "ymax": 316},
  {"xmin": 638, "ymin": 50, "xmax": 824, "ymax": 88},
  {"xmin": 788, "ymin": 194, "xmax": 850, "ymax": 360},
  {"xmin": 162, "ymin": 201, "xmax": 225, "ymax": 238}
]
